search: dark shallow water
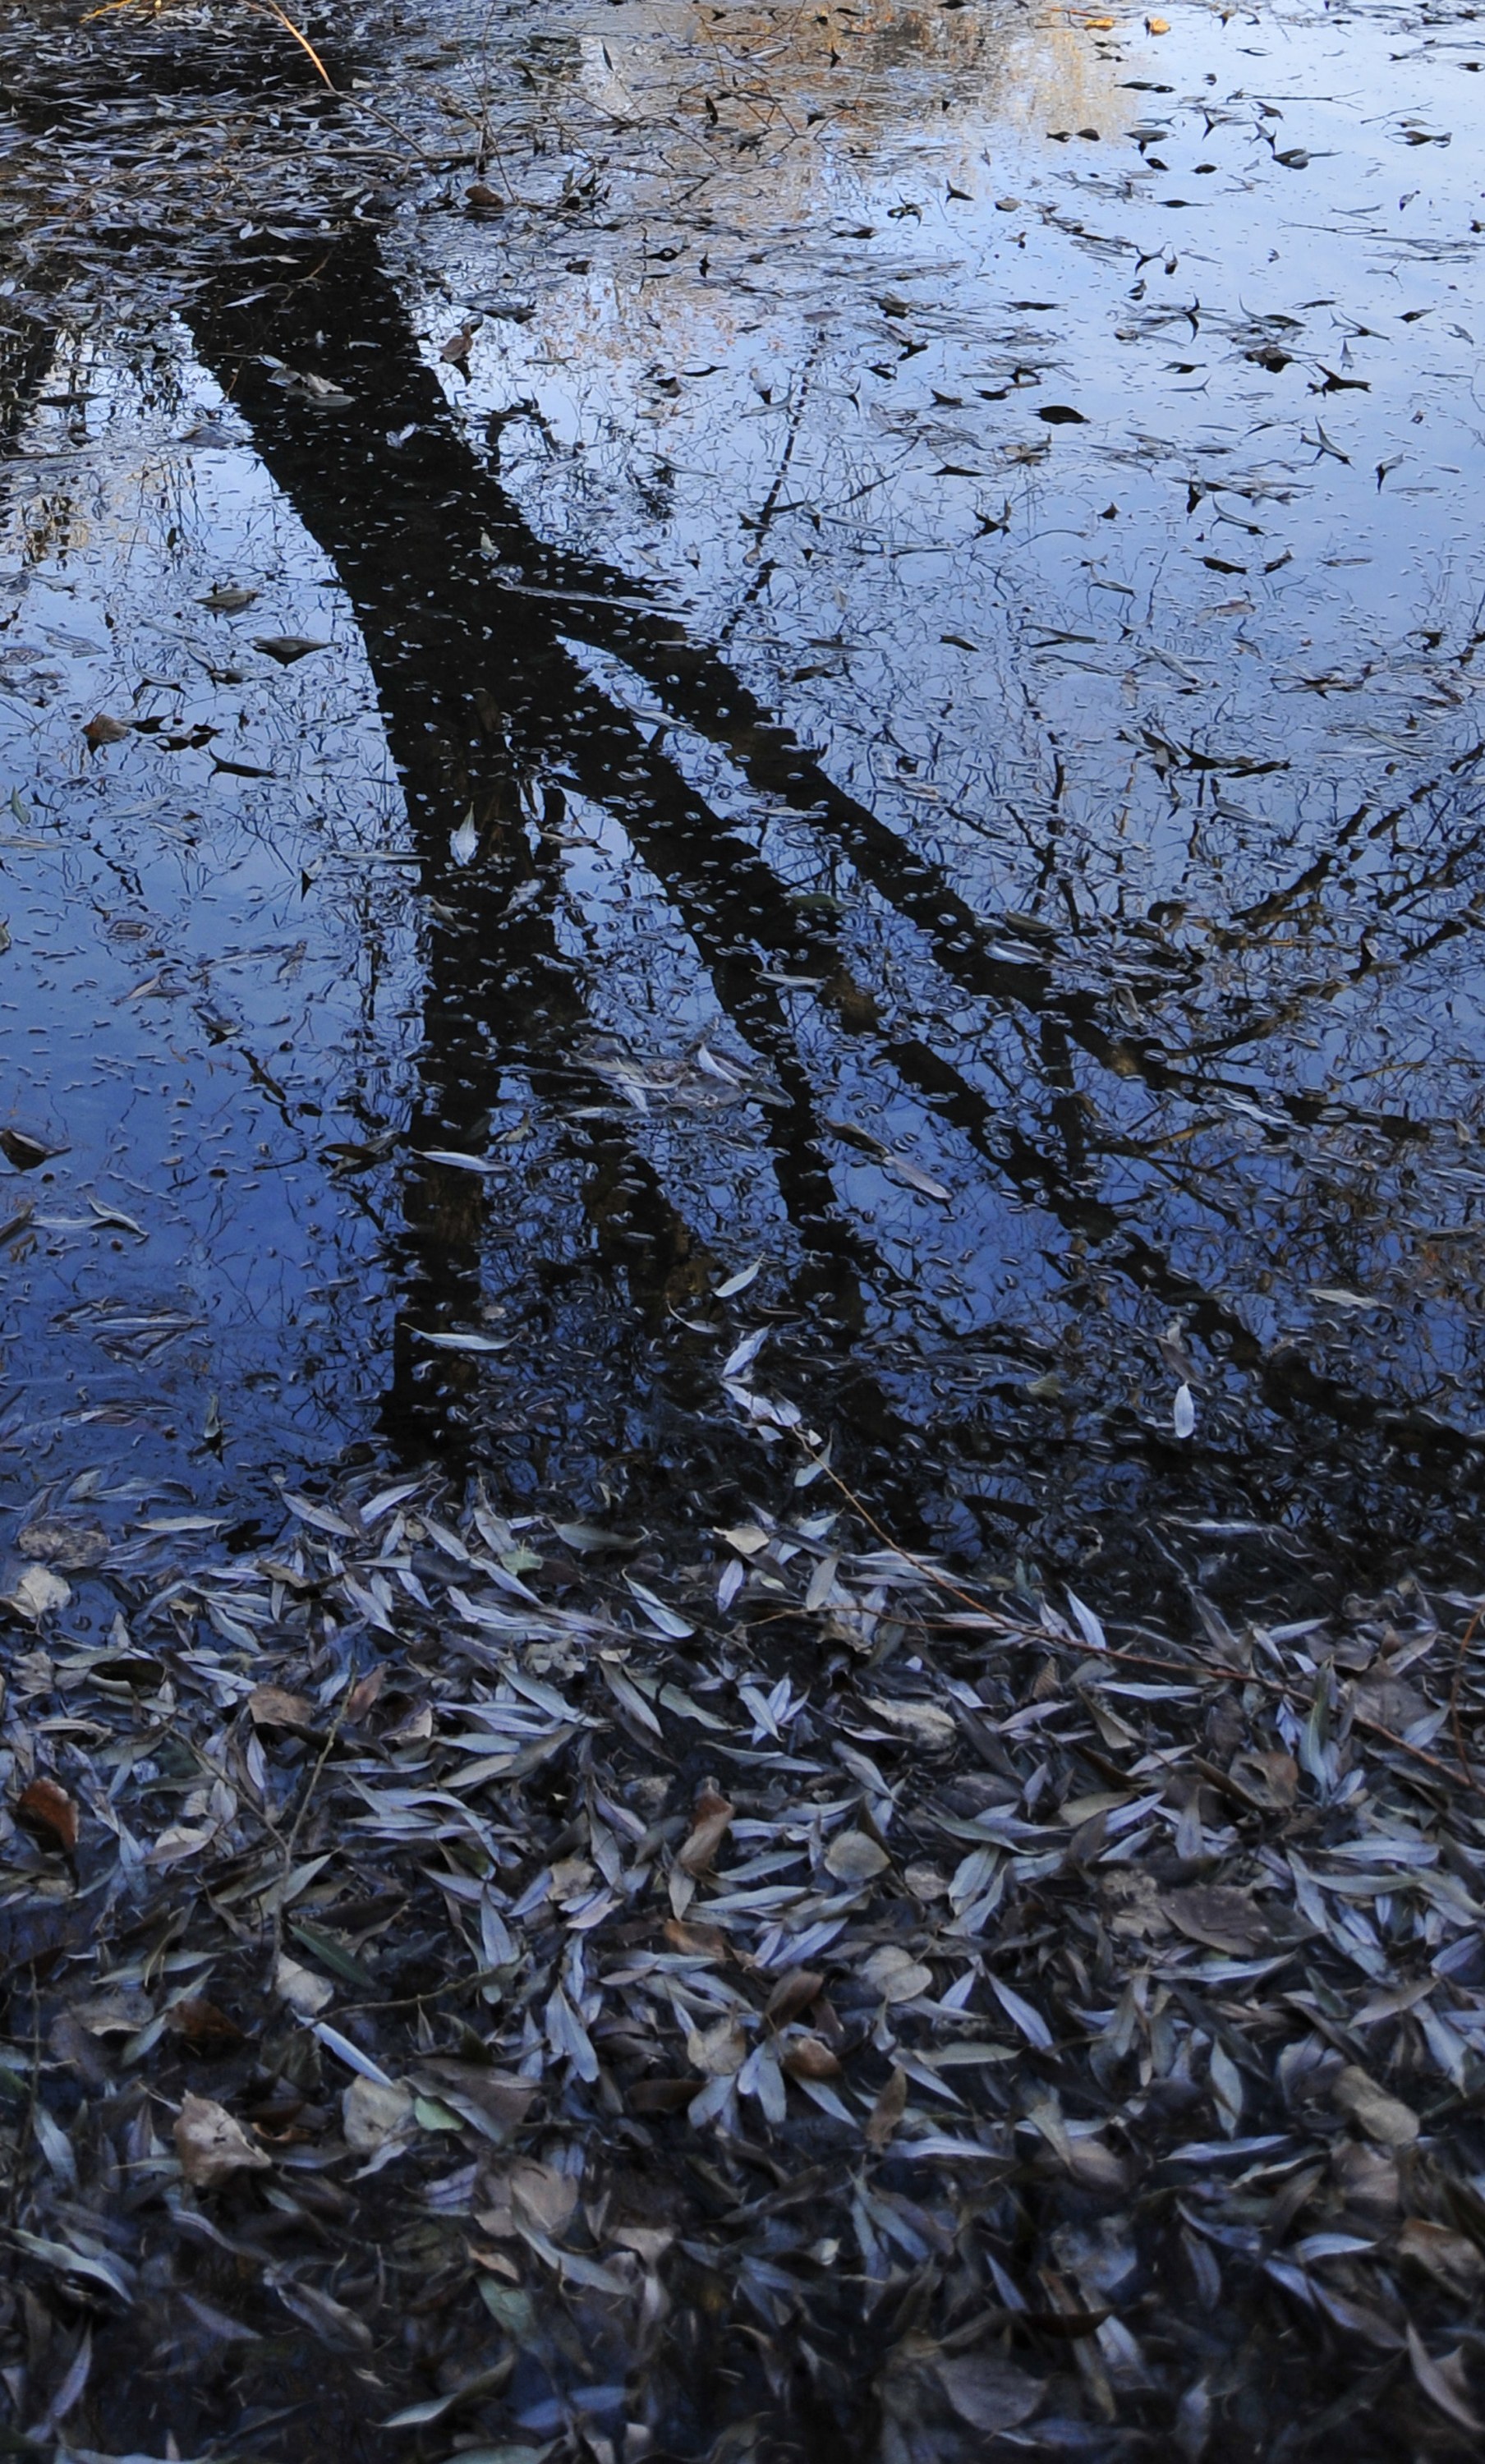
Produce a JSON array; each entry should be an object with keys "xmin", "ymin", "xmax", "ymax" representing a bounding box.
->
[{"xmin": 0, "ymin": 0, "xmax": 1484, "ymax": 1614}]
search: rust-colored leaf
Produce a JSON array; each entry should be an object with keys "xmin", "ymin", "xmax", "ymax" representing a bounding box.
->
[{"xmin": 16, "ymin": 1778, "xmax": 78, "ymax": 1855}]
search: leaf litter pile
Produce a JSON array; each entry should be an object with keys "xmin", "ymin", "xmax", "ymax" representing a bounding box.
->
[{"xmin": 4, "ymin": 1441, "xmax": 1485, "ymax": 2462}]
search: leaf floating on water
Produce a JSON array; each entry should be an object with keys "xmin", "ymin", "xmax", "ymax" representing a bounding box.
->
[
  {"xmin": 1173, "ymin": 1382, "xmax": 1196, "ymax": 1438},
  {"xmin": 0, "ymin": 1127, "xmax": 67, "ymax": 1170},
  {"xmin": 253, "ymin": 634, "xmax": 329, "ymax": 664},
  {"xmin": 714, "ymin": 1257, "xmax": 765, "ymax": 1298},
  {"xmin": 199, "ymin": 582, "xmax": 259, "ymax": 611},
  {"xmin": 16, "ymin": 1518, "xmax": 107, "ymax": 1570},
  {"xmin": 5, "ymin": 1563, "xmax": 72, "ymax": 1621},
  {"xmin": 889, "ymin": 1156, "xmax": 953, "ymax": 1202},
  {"xmin": 450, "ymin": 809, "xmax": 480, "ymax": 865},
  {"xmin": 82, "ymin": 712, "xmax": 131, "ymax": 747},
  {"xmin": 410, "ymin": 1326, "xmax": 513, "ymax": 1353}
]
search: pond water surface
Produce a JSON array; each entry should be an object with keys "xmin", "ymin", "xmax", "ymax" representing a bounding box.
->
[{"xmin": 0, "ymin": 0, "xmax": 1483, "ymax": 1616}]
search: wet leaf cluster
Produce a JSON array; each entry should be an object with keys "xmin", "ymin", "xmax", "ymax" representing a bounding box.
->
[{"xmin": 1, "ymin": 1472, "xmax": 1485, "ymax": 2458}]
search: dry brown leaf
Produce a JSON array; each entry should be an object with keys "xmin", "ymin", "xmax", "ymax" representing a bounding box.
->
[
  {"xmin": 1229, "ymin": 1748, "xmax": 1299, "ymax": 1809},
  {"xmin": 15, "ymin": 1777, "xmax": 79, "ymax": 1855},
  {"xmin": 274, "ymin": 1953, "xmax": 333, "ymax": 2018},
  {"xmin": 246, "ymin": 1684, "xmax": 316, "ymax": 1731},
  {"xmin": 5, "ymin": 1565, "xmax": 72, "ymax": 1622},
  {"xmin": 83, "ymin": 713, "xmax": 132, "ymax": 747},
  {"xmin": 1397, "ymin": 2218, "xmax": 1484, "ymax": 2290},
  {"xmin": 16, "ymin": 1520, "xmax": 108, "ymax": 1570},
  {"xmin": 166, "ymin": 1998, "xmax": 246, "ymax": 2055},
  {"xmin": 415, "ymin": 2060, "xmax": 536, "ymax": 2145},
  {"xmin": 687, "ymin": 2016, "xmax": 747, "ymax": 2076},
  {"xmin": 510, "ymin": 2157, "xmax": 579, "ymax": 2239},
  {"xmin": 344, "ymin": 1664, "xmax": 387, "ymax": 1724},
  {"xmin": 781, "ymin": 2034, "xmax": 841, "ymax": 2080},
  {"xmin": 1162, "ymin": 1885, "xmax": 1272, "ymax": 1956},
  {"xmin": 174, "ymin": 2092, "xmax": 271, "ymax": 2187},
  {"xmin": 863, "ymin": 1946, "xmax": 932, "ymax": 2004},
  {"xmin": 1407, "ymin": 2324, "xmax": 1483, "ymax": 2432},
  {"xmin": 342, "ymin": 2076, "xmax": 414, "ymax": 2154},
  {"xmin": 866, "ymin": 2066, "xmax": 908, "ymax": 2150},
  {"xmin": 1351, "ymin": 1670, "xmax": 1429, "ymax": 1735},
  {"xmin": 765, "ymin": 1967, "xmax": 825, "ymax": 2026},
  {"xmin": 1333, "ymin": 2065, "xmax": 1419, "ymax": 2148},
  {"xmin": 1064, "ymin": 2135, "xmax": 1131, "ymax": 2195},
  {"xmin": 864, "ymin": 1694, "xmax": 957, "ymax": 1751},
  {"xmin": 933, "ymin": 2351, "xmax": 1045, "ymax": 2433},
  {"xmin": 678, "ymin": 1783, "xmax": 734, "ymax": 1873},
  {"xmin": 628, "ymin": 2078, "xmax": 696, "ymax": 2113},
  {"xmin": 824, "ymin": 1829, "xmax": 890, "ymax": 1883}
]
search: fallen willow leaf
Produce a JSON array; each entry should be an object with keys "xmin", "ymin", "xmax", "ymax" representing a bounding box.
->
[
  {"xmin": 1406, "ymin": 2324, "xmax": 1483, "ymax": 2433},
  {"xmin": 174, "ymin": 2093, "xmax": 271, "ymax": 2187}
]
